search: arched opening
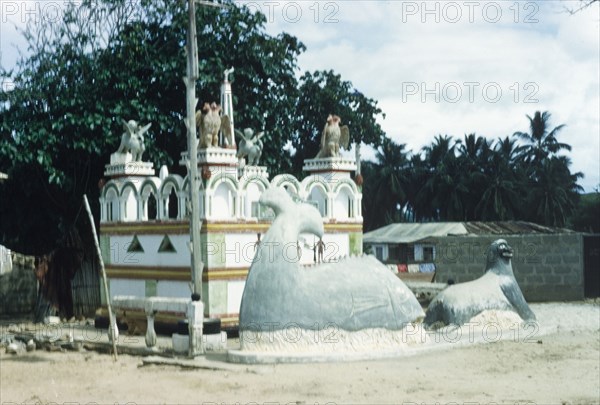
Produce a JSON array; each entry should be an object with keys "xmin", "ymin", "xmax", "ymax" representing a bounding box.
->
[
  {"xmin": 245, "ymin": 182, "xmax": 263, "ymax": 218},
  {"xmin": 213, "ymin": 182, "xmax": 235, "ymax": 219},
  {"xmin": 334, "ymin": 187, "xmax": 353, "ymax": 219},
  {"xmin": 309, "ymin": 185, "xmax": 327, "ymax": 217},
  {"xmin": 166, "ymin": 187, "xmax": 179, "ymax": 219},
  {"xmin": 161, "ymin": 182, "xmax": 179, "ymax": 219},
  {"xmin": 121, "ymin": 187, "xmax": 138, "ymax": 222},
  {"xmin": 147, "ymin": 193, "xmax": 158, "ymax": 220},
  {"xmin": 106, "ymin": 189, "xmax": 119, "ymax": 222}
]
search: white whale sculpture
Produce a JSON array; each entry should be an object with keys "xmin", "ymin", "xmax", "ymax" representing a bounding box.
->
[{"xmin": 235, "ymin": 187, "xmax": 424, "ymax": 358}]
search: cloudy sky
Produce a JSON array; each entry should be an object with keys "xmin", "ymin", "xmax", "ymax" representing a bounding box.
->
[
  {"xmin": 1, "ymin": 1, "xmax": 598, "ymax": 191},
  {"xmin": 254, "ymin": 0, "xmax": 599, "ymax": 192}
]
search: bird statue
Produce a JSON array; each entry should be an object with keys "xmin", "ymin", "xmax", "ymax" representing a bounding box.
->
[
  {"xmin": 195, "ymin": 102, "xmax": 232, "ymax": 148},
  {"xmin": 424, "ymin": 239, "xmax": 536, "ymax": 328},
  {"xmin": 235, "ymin": 128, "xmax": 265, "ymax": 166},
  {"xmin": 316, "ymin": 114, "xmax": 350, "ymax": 158}
]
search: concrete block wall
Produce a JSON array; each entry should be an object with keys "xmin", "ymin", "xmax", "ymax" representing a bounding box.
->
[
  {"xmin": 433, "ymin": 234, "xmax": 584, "ymax": 302},
  {"xmin": 0, "ymin": 253, "xmax": 37, "ymax": 316}
]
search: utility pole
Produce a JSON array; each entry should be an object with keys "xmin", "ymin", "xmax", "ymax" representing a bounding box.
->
[
  {"xmin": 185, "ymin": 0, "xmax": 227, "ymax": 300},
  {"xmin": 185, "ymin": 0, "xmax": 203, "ymax": 301}
]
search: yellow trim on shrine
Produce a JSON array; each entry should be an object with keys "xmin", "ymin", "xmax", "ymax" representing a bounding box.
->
[
  {"xmin": 203, "ymin": 222, "xmax": 271, "ymax": 233},
  {"xmin": 106, "ymin": 265, "xmax": 191, "ymax": 281},
  {"xmin": 101, "ymin": 222, "xmax": 189, "ymax": 235},
  {"xmin": 100, "ymin": 220, "xmax": 361, "ymax": 235},
  {"xmin": 204, "ymin": 268, "xmax": 249, "ymax": 281},
  {"xmin": 324, "ymin": 223, "xmax": 363, "ymax": 233},
  {"xmin": 105, "ymin": 265, "xmax": 249, "ymax": 281}
]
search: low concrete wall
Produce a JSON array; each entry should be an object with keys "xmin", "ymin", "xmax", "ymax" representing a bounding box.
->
[
  {"xmin": 0, "ymin": 252, "xmax": 37, "ymax": 316},
  {"xmin": 433, "ymin": 234, "xmax": 584, "ymax": 302}
]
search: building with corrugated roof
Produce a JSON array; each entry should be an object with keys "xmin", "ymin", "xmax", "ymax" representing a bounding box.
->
[{"xmin": 364, "ymin": 221, "xmax": 598, "ymax": 301}]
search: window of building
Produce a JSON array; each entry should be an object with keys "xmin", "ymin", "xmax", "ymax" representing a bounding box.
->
[{"xmin": 423, "ymin": 246, "xmax": 435, "ymax": 261}]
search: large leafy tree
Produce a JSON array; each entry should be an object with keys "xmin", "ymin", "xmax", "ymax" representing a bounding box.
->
[
  {"xmin": 0, "ymin": 0, "xmax": 386, "ymax": 253},
  {"xmin": 0, "ymin": 0, "xmax": 303, "ymax": 253},
  {"xmin": 290, "ymin": 70, "xmax": 386, "ymax": 174}
]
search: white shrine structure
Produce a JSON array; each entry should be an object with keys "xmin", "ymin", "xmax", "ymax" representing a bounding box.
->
[{"xmin": 98, "ymin": 78, "xmax": 363, "ymax": 329}]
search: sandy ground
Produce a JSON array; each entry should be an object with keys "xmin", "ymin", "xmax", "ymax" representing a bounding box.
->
[{"xmin": 1, "ymin": 302, "xmax": 599, "ymax": 405}]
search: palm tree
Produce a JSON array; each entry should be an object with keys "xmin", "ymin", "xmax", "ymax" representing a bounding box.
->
[
  {"xmin": 514, "ymin": 111, "xmax": 582, "ymax": 226},
  {"xmin": 405, "ymin": 154, "xmax": 429, "ymax": 221},
  {"xmin": 475, "ymin": 136, "xmax": 522, "ymax": 220},
  {"xmin": 417, "ymin": 135, "xmax": 467, "ymax": 221},
  {"xmin": 362, "ymin": 138, "xmax": 410, "ymax": 230},
  {"xmin": 514, "ymin": 111, "xmax": 571, "ymax": 169},
  {"xmin": 458, "ymin": 133, "xmax": 492, "ymax": 219},
  {"xmin": 526, "ymin": 156, "xmax": 583, "ymax": 227}
]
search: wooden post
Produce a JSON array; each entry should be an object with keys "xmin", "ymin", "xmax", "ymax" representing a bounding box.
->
[{"xmin": 83, "ymin": 194, "xmax": 118, "ymax": 361}]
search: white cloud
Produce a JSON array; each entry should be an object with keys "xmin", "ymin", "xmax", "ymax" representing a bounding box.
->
[
  {"xmin": 2, "ymin": 0, "xmax": 598, "ymax": 191},
  {"xmin": 263, "ymin": 0, "xmax": 600, "ymax": 191}
]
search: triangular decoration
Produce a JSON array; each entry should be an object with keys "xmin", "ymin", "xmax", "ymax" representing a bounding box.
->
[
  {"xmin": 158, "ymin": 235, "xmax": 177, "ymax": 253},
  {"xmin": 127, "ymin": 235, "xmax": 144, "ymax": 253}
]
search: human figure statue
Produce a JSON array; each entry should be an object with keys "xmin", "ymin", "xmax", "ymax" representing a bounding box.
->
[
  {"xmin": 316, "ymin": 238, "xmax": 325, "ymax": 263},
  {"xmin": 254, "ymin": 233, "xmax": 261, "ymax": 251},
  {"xmin": 117, "ymin": 119, "xmax": 151, "ymax": 161},
  {"xmin": 316, "ymin": 115, "xmax": 350, "ymax": 158}
]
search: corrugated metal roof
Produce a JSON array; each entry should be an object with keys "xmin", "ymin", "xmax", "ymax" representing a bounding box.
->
[
  {"xmin": 363, "ymin": 222, "xmax": 468, "ymax": 244},
  {"xmin": 364, "ymin": 221, "xmax": 575, "ymax": 244},
  {"xmin": 462, "ymin": 221, "xmax": 576, "ymax": 235}
]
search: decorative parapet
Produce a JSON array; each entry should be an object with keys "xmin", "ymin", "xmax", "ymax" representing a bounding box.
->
[
  {"xmin": 104, "ymin": 153, "xmax": 155, "ymax": 177},
  {"xmin": 180, "ymin": 148, "xmax": 238, "ymax": 167},
  {"xmin": 303, "ymin": 157, "xmax": 357, "ymax": 174},
  {"xmin": 239, "ymin": 166, "xmax": 269, "ymax": 180}
]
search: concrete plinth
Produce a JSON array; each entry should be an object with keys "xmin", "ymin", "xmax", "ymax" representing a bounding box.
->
[
  {"xmin": 302, "ymin": 157, "xmax": 357, "ymax": 179},
  {"xmin": 105, "ymin": 153, "xmax": 155, "ymax": 177}
]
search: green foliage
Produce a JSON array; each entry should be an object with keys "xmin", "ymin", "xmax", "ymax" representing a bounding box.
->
[
  {"xmin": 0, "ymin": 0, "xmax": 385, "ymax": 253},
  {"xmin": 290, "ymin": 70, "xmax": 386, "ymax": 174},
  {"xmin": 362, "ymin": 111, "xmax": 583, "ymax": 231},
  {"xmin": 569, "ymin": 192, "xmax": 600, "ymax": 233},
  {"xmin": 362, "ymin": 138, "xmax": 410, "ymax": 230},
  {"xmin": 0, "ymin": 0, "xmax": 587, "ymax": 249}
]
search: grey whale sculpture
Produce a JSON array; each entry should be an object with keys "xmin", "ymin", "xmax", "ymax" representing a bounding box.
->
[
  {"xmin": 424, "ymin": 239, "xmax": 536, "ymax": 328},
  {"xmin": 239, "ymin": 187, "xmax": 424, "ymax": 336}
]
